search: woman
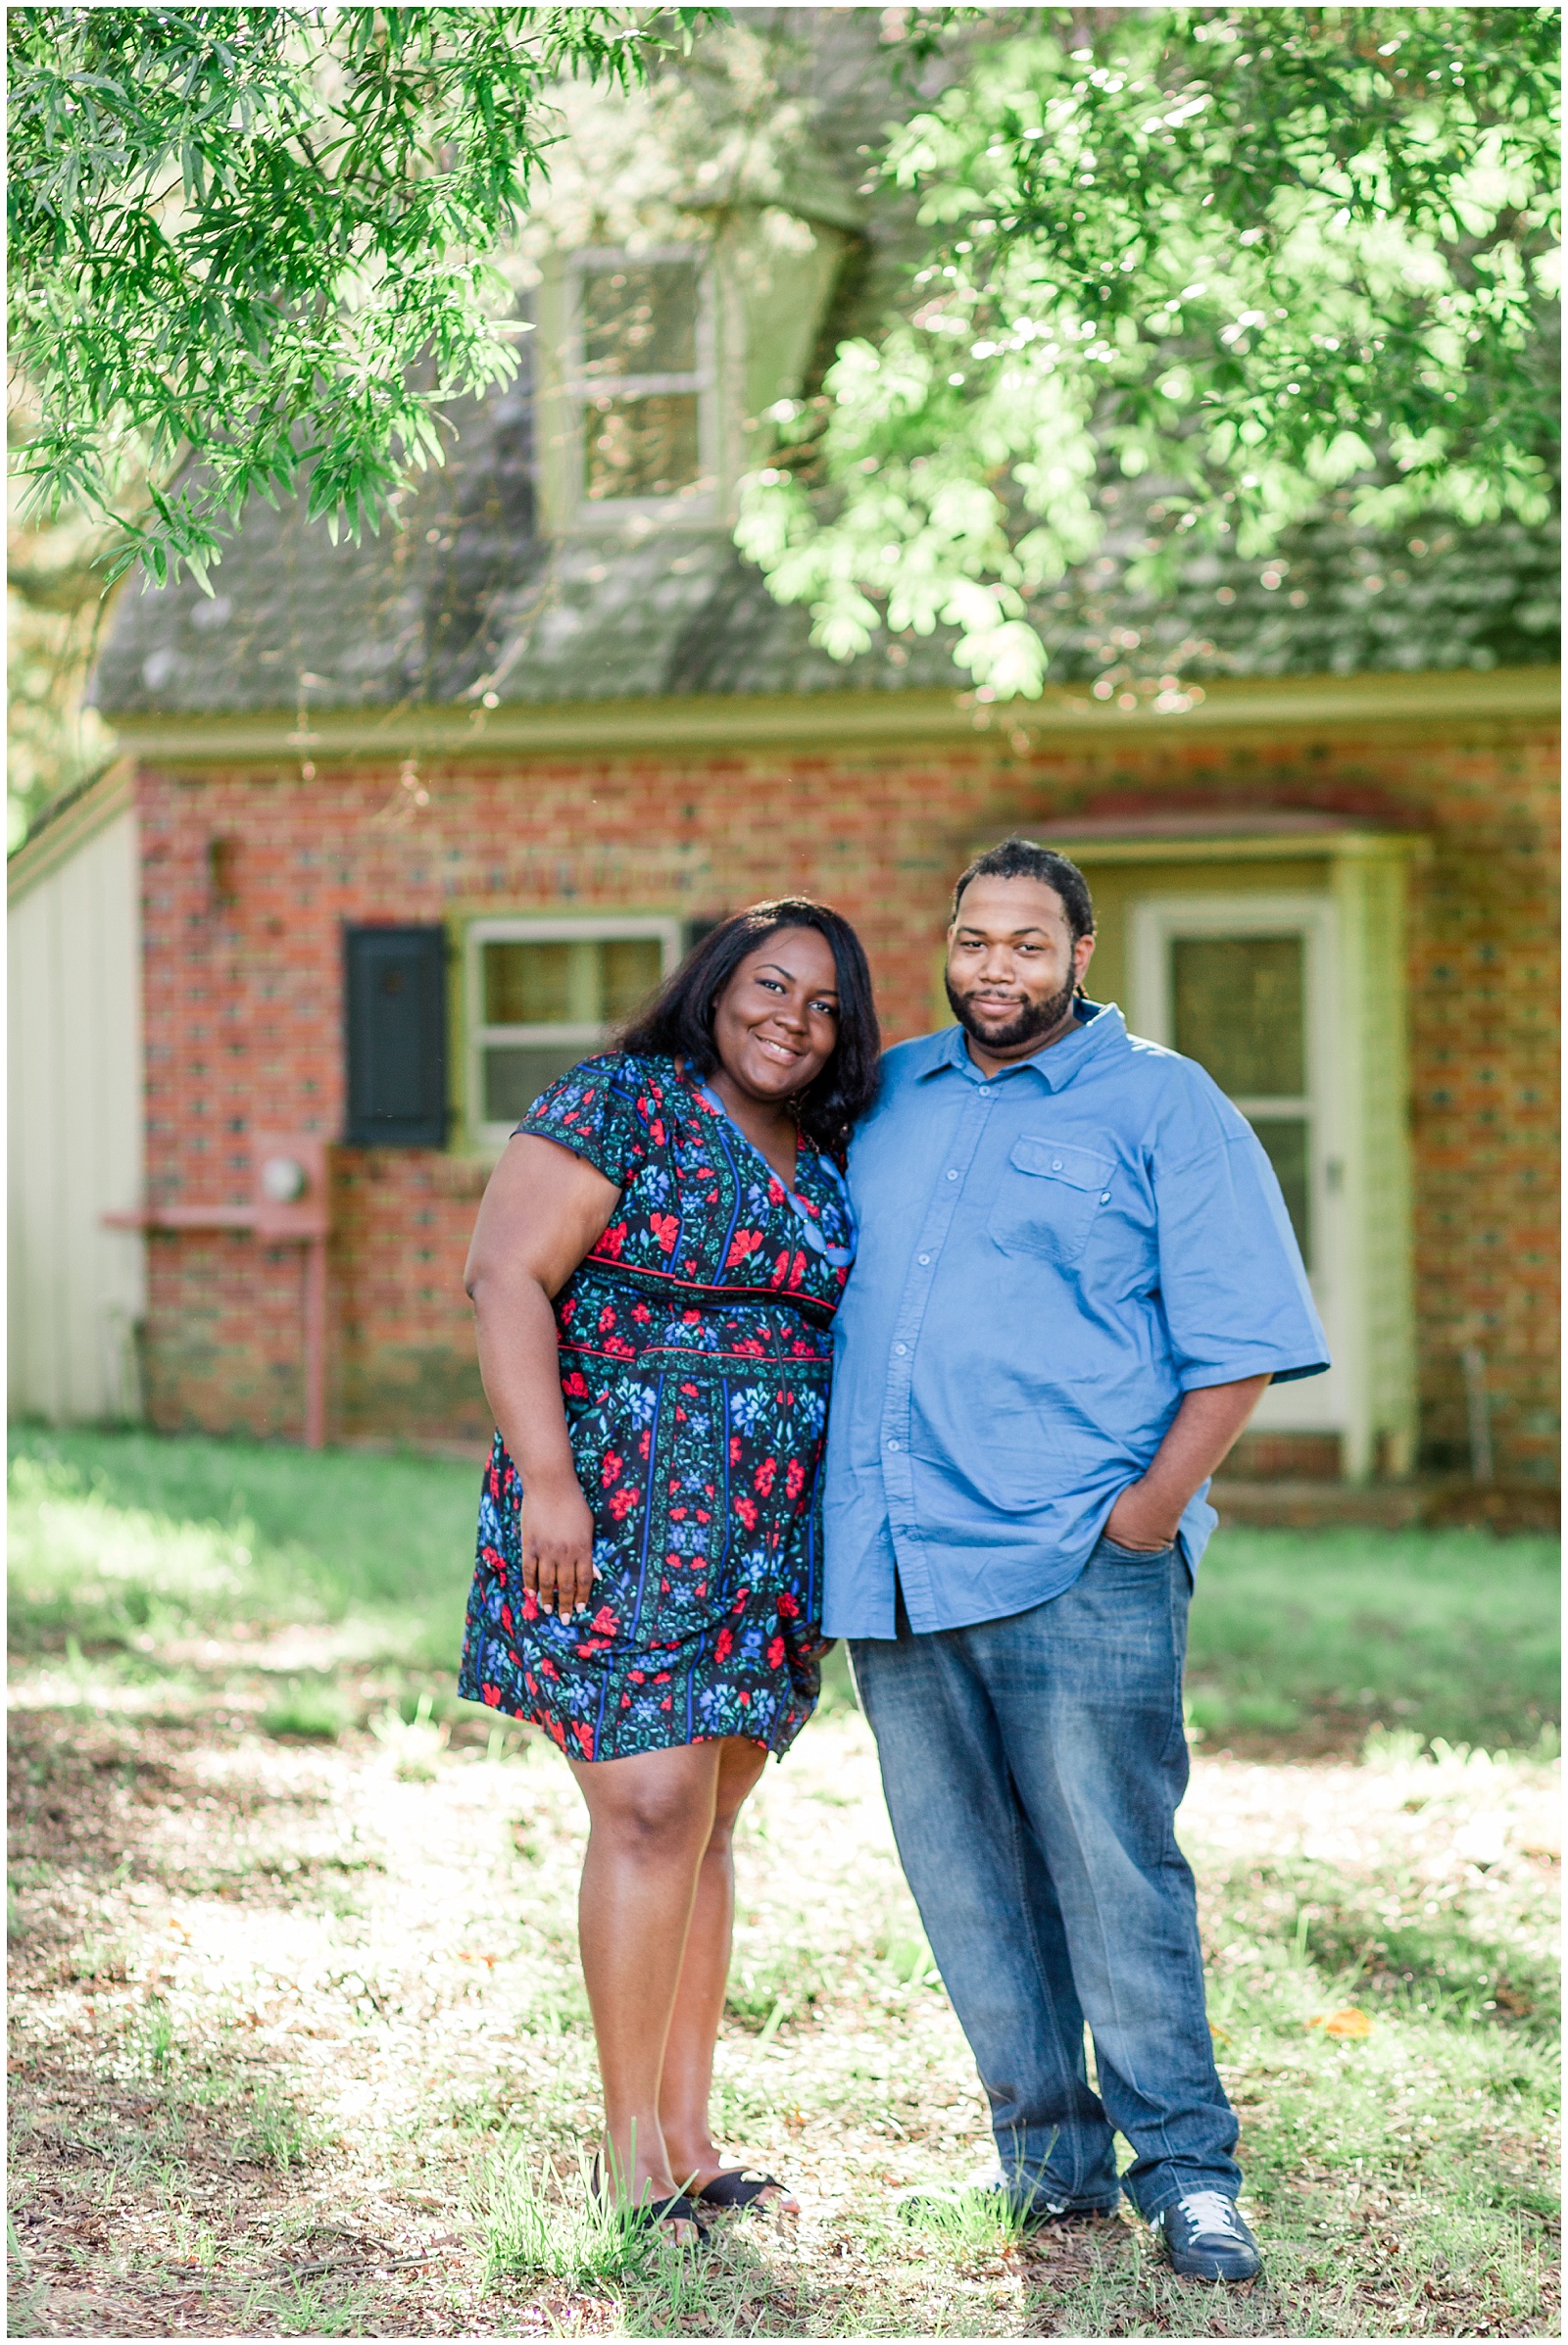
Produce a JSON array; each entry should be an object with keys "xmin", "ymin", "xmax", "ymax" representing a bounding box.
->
[{"xmin": 458, "ymin": 900, "xmax": 879, "ymax": 2244}]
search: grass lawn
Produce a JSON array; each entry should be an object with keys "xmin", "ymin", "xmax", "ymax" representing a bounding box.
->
[{"xmin": 7, "ymin": 1427, "xmax": 1560, "ymax": 2336}]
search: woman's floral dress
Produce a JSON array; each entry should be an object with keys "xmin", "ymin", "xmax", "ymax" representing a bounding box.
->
[{"xmin": 458, "ymin": 1052, "xmax": 857, "ymax": 1763}]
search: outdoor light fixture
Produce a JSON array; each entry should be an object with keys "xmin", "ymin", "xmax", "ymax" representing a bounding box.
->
[{"xmin": 260, "ymin": 1154, "xmax": 309, "ymax": 1205}]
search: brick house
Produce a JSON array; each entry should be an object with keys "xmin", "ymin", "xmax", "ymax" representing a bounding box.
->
[{"xmin": 12, "ymin": 20, "xmax": 1558, "ymax": 1497}]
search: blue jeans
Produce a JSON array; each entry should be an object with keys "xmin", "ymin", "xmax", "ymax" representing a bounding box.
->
[{"xmin": 850, "ymin": 1535, "xmax": 1240, "ymax": 2220}]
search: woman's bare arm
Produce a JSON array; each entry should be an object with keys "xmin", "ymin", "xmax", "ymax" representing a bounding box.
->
[{"xmin": 465, "ymin": 1135, "xmax": 620, "ymax": 1619}]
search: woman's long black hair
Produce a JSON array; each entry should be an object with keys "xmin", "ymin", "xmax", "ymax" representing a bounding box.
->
[{"xmin": 616, "ymin": 900, "xmax": 881, "ymax": 1154}]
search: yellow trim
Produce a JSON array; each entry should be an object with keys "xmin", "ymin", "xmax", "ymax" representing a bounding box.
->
[
  {"xmin": 106, "ymin": 666, "xmax": 1560, "ymax": 767},
  {"xmin": 7, "ymin": 760, "xmax": 135, "ymax": 904}
]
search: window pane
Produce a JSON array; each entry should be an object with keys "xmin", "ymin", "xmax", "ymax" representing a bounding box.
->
[
  {"xmin": 600, "ymin": 937, "xmax": 663, "ymax": 1022},
  {"xmin": 584, "ymin": 392, "xmax": 701, "ymax": 502},
  {"xmin": 483, "ymin": 941, "xmax": 571, "ymax": 1026},
  {"xmin": 1250, "ymin": 1115, "xmax": 1311, "ymax": 1268},
  {"xmin": 581, "ymin": 262, "xmax": 699, "ymax": 379},
  {"xmin": 1171, "ymin": 935, "xmax": 1305, "ymax": 1098},
  {"xmin": 483, "ymin": 1045, "xmax": 588, "ymax": 1126}
]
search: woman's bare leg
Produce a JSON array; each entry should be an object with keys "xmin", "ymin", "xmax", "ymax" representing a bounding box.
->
[
  {"xmin": 569, "ymin": 1740, "xmax": 722, "ymax": 2218},
  {"xmin": 658, "ymin": 1737, "xmax": 799, "ymax": 2212}
]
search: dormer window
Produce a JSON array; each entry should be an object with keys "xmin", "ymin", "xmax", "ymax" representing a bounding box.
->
[{"xmin": 568, "ymin": 250, "xmax": 713, "ymax": 511}]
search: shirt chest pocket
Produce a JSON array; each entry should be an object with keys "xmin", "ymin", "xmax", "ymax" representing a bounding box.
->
[{"xmin": 986, "ymin": 1137, "xmax": 1116, "ymax": 1270}]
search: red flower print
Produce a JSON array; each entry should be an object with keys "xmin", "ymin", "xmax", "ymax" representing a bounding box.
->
[
  {"xmin": 715, "ymin": 1627, "xmax": 734, "ymax": 1662},
  {"xmin": 734, "ymin": 1495, "xmax": 759, "ymax": 1531},
  {"xmin": 649, "ymin": 1211, "xmax": 679, "ymax": 1253},
  {"xmin": 777, "ymin": 1590, "xmax": 801, "ymax": 1618},
  {"xmin": 563, "ymin": 1370, "xmax": 589, "ymax": 1398},
  {"xmin": 573, "ymin": 1722, "xmax": 595, "ymax": 1756},
  {"xmin": 631, "ymin": 1302, "xmax": 652, "ymax": 1324},
  {"xmin": 661, "ymin": 1697, "xmax": 674, "ymax": 1711},
  {"xmin": 726, "ymin": 1229, "xmax": 763, "ymax": 1269},
  {"xmin": 609, "ymin": 1489, "xmax": 638, "ymax": 1521},
  {"xmin": 520, "ymin": 1588, "xmax": 540, "ymax": 1623},
  {"xmin": 596, "ymin": 1223, "xmax": 626, "ymax": 1260},
  {"xmin": 680, "ymin": 1381, "xmax": 699, "ymax": 1397},
  {"xmin": 771, "ymin": 1251, "xmax": 791, "ymax": 1286},
  {"xmin": 601, "ymin": 1451, "xmax": 623, "ymax": 1488},
  {"xmin": 482, "ymin": 1684, "xmax": 502, "ymax": 1708},
  {"xmin": 650, "ymin": 1119, "xmax": 666, "ymax": 1145},
  {"xmin": 500, "ymin": 1603, "xmax": 514, "ymax": 1634},
  {"xmin": 729, "ymin": 1436, "xmax": 743, "ymax": 1464},
  {"xmin": 481, "ymin": 1542, "xmax": 504, "ymax": 1575},
  {"xmin": 785, "ymin": 1459, "xmax": 806, "ymax": 1502},
  {"xmin": 767, "ymin": 1636, "xmax": 786, "ymax": 1669},
  {"xmin": 754, "ymin": 1457, "xmax": 777, "ymax": 1497},
  {"xmin": 591, "ymin": 1604, "xmax": 618, "ymax": 1636},
  {"xmin": 639, "ymin": 1433, "xmax": 653, "ymax": 1458},
  {"xmin": 598, "ymin": 1305, "xmax": 618, "ymax": 1334}
]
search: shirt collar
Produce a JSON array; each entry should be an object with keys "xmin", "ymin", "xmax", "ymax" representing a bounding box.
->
[{"xmin": 917, "ymin": 1001, "xmax": 1128, "ymax": 1093}]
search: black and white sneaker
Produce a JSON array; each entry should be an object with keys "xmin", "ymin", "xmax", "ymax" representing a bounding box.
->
[
  {"xmin": 1150, "ymin": 2191, "xmax": 1261, "ymax": 2281},
  {"xmin": 895, "ymin": 2176, "xmax": 1119, "ymax": 2232}
]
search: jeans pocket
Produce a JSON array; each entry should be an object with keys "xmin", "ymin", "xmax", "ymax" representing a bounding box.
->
[{"xmin": 1096, "ymin": 1534, "xmax": 1176, "ymax": 1563}]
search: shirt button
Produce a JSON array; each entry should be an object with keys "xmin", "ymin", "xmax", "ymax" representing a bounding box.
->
[
  {"xmin": 1101, "ymin": 1191, "xmax": 1110, "ymax": 1203},
  {"xmin": 1052, "ymin": 1158, "xmax": 1064, "ymax": 1171},
  {"xmin": 917, "ymin": 1253, "xmax": 931, "ymax": 1265},
  {"xmin": 887, "ymin": 1439, "xmax": 900, "ymax": 1451},
  {"xmin": 946, "ymin": 1169, "xmax": 958, "ymax": 1180},
  {"xmin": 894, "ymin": 1343, "xmax": 908, "ymax": 1355}
]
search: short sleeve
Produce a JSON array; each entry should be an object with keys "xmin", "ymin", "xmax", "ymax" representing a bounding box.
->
[
  {"xmin": 1150, "ymin": 1067, "xmax": 1330, "ymax": 1391},
  {"xmin": 515, "ymin": 1053, "xmax": 650, "ymax": 1191}
]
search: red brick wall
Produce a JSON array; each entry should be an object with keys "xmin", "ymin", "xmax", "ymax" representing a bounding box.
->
[{"xmin": 134, "ymin": 712, "xmax": 1559, "ymax": 1478}]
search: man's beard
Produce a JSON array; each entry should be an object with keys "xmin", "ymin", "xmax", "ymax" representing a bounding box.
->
[{"xmin": 945, "ymin": 969, "xmax": 1077, "ymax": 1052}]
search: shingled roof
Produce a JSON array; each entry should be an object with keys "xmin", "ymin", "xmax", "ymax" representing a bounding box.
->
[{"xmin": 91, "ymin": 8, "xmax": 1558, "ymax": 729}]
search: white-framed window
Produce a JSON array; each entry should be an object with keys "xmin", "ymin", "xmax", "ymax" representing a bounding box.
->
[
  {"xmin": 1130, "ymin": 895, "xmax": 1337, "ymax": 1276},
  {"xmin": 466, "ymin": 915, "xmax": 681, "ymax": 1148},
  {"xmin": 566, "ymin": 248, "xmax": 715, "ymax": 516}
]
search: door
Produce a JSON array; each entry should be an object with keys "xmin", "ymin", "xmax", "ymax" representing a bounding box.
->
[{"xmin": 1131, "ymin": 894, "xmax": 1349, "ymax": 1453}]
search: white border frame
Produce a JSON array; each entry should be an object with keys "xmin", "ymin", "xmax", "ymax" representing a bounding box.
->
[
  {"xmin": 466, "ymin": 913, "xmax": 682, "ymax": 1150},
  {"xmin": 564, "ymin": 246, "xmax": 717, "ymax": 527},
  {"xmin": 1130, "ymin": 892, "xmax": 1347, "ymax": 1440}
]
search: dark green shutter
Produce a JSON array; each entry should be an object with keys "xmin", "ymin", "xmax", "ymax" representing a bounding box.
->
[{"xmin": 344, "ymin": 926, "xmax": 448, "ymax": 1147}]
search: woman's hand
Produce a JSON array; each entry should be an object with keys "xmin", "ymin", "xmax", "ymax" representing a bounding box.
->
[{"xmin": 521, "ymin": 1479, "xmax": 597, "ymax": 1620}]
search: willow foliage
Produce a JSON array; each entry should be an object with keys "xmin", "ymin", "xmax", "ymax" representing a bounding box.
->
[{"xmin": 738, "ymin": 7, "xmax": 1559, "ymax": 697}]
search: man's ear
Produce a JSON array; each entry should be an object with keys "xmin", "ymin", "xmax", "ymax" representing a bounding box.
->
[{"xmin": 1073, "ymin": 931, "xmax": 1097, "ymax": 983}]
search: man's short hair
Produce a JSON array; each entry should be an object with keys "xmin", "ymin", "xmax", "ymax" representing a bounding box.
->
[{"xmin": 951, "ymin": 838, "xmax": 1096, "ymax": 944}]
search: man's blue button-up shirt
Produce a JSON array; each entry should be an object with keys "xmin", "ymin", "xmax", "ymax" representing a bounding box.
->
[{"xmin": 821, "ymin": 1003, "xmax": 1330, "ymax": 1639}]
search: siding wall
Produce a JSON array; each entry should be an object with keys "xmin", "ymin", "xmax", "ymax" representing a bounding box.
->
[
  {"xmin": 126, "ymin": 706, "xmax": 1559, "ymax": 1478},
  {"xmin": 8, "ymin": 802, "xmax": 147, "ymax": 1422}
]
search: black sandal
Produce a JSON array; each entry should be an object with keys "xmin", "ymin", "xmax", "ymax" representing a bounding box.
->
[
  {"xmin": 693, "ymin": 2168, "xmax": 796, "ymax": 2215},
  {"xmin": 590, "ymin": 2158, "xmax": 709, "ymax": 2249}
]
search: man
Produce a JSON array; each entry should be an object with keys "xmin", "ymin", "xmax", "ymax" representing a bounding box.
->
[{"xmin": 823, "ymin": 837, "xmax": 1328, "ymax": 2282}]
